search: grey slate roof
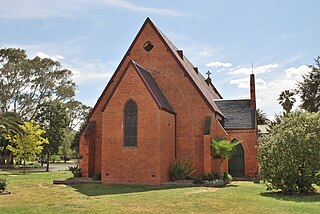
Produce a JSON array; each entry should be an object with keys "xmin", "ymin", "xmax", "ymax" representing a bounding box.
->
[
  {"xmin": 214, "ymin": 99, "xmax": 255, "ymax": 129},
  {"xmin": 133, "ymin": 61, "xmax": 175, "ymax": 114}
]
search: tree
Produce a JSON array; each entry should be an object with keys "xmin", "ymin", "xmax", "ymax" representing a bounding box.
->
[
  {"xmin": 65, "ymin": 99, "xmax": 92, "ymax": 130},
  {"xmin": 0, "ymin": 48, "xmax": 76, "ymax": 120},
  {"xmin": 258, "ymin": 111, "xmax": 320, "ymax": 193},
  {"xmin": 59, "ymin": 129, "xmax": 76, "ymax": 162},
  {"xmin": 0, "ymin": 112, "xmax": 23, "ymax": 136},
  {"xmin": 211, "ymin": 138, "xmax": 239, "ymax": 173},
  {"xmin": 257, "ymin": 108, "xmax": 270, "ymax": 125},
  {"xmin": 36, "ymin": 100, "xmax": 69, "ymax": 171},
  {"xmin": 278, "ymin": 90, "xmax": 296, "ymax": 114},
  {"xmin": 0, "ymin": 112, "xmax": 23, "ymax": 166},
  {"xmin": 297, "ymin": 56, "xmax": 320, "ymax": 112},
  {"xmin": 7, "ymin": 121, "xmax": 48, "ymax": 174}
]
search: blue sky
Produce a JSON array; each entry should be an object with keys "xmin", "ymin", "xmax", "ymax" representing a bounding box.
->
[{"xmin": 1, "ymin": 0, "xmax": 319, "ymax": 119}]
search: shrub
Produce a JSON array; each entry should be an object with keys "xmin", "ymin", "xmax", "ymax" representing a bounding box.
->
[
  {"xmin": 223, "ymin": 172, "xmax": 232, "ymax": 184},
  {"xmin": 192, "ymin": 176, "xmax": 204, "ymax": 184},
  {"xmin": 0, "ymin": 176, "xmax": 8, "ymax": 190},
  {"xmin": 210, "ymin": 179, "xmax": 225, "ymax": 187},
  {"xmin": 169, "ymin": 160, "xmax": 195, "ymax": 180},
  {"xmin": 258, "ymin": 112, "xmax": 320, "ymax": 193},
  {"xmin": 50, "ymin": 155, "xmax": 60, "ymax": 163},
  {"xmin": 68, "ymin": 165, "xmax": 82, "ymax": 177},
  {"xmin": 92, "ymin": 172, "xmax": 101, "ymax": 181}
]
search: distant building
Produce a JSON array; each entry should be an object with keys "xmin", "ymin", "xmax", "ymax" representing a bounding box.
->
[
  {"xmin": 79, "ymin": 18, "xmax": 258, "ymax": 184},
  {"xmin": 258, "ymin": 125, "xmax": 269, "ymax": 137}
]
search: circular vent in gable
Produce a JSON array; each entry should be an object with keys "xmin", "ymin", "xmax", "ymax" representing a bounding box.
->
[{"xmin": 143, "ymin": 41, "xmax": 154, "ymax": 52}]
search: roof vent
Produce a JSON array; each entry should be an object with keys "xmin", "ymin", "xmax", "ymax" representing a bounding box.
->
[
  {"xmin": 143, "ymin": 41, "xmax": 154, "ymax": 52},
  {"xmin": 177, "ymin": 50, "xmax": 183, "ymax": 59},
  {"xmin": 193, "ymin": 67, "xmax": 198, "ymax": 74}
]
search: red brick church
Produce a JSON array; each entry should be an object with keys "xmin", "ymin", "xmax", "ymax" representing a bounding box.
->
[{"xmin": 79, "ymin": 18, "xmax": 258, "ymax": 184}]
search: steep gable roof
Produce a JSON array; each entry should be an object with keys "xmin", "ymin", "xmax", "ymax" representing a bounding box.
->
[
  {"xmin": 147, "ymin": 18, "xmax": 223, "ymax": 115},
  {"xmin": 88, "ymin": 17, "xmax": 223, "ymax": 120},
  {"xmin": 102, "ymin": 60, "xmax": 175, "ymax": 114},
  {"xmin": 132, "ymin": 61, "xmax": 175, "ymax": 114},
  {"xmin": 215, "ymin": 99, "xmax": 255, "ymax": 129}
]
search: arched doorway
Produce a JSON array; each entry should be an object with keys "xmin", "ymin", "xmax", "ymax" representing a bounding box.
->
[{"xmin": 228, "ymin": 143, "xmax": 245, "ymax": 177}]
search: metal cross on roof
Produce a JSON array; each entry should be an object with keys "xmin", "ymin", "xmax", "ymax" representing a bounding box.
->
[{"xmin": 206, "ymin": 70, "xmax": 212, "ymax": 78}]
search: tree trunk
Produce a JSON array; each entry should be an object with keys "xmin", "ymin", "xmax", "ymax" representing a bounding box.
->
[
  {"xmin": 46, "ymin": 152, "xmax": 50, "ymax": 172},
  {"xmin": 219, "ymin": 159, "xmax": 224, "ymax": 173},
  {"xmin": 23, "ymin": 159, "xmax": 26, "ymax": 174}
]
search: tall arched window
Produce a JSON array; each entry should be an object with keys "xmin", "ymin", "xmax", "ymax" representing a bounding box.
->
[{"xmin": 124, "ymin": 100, "xmax": 137, "ymax": 147}]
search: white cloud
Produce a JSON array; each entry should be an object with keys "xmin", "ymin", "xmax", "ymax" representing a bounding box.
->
[
  {"xmin": 101, "ymin": 0, "xmax": 185, "ymax": 16},
  {"xmin": 206, "ymin": 61, "xmax": 232, "ymax": 68},
  {"xmin": 229, "ymin": 63, "xmax": 278, "ymax": 75},
  {"xmin": 285, "ymin": 65, "xmax": 311, "ymax": 79},
  {"xmin": 36, "ymin": 52, "xmax": 64, "ymax": 61},
  {"xmin": 67, "ymin": 59, "xmax": 114, "ymax": 85},
  {"xmin": 229, "ymin": 77, "xmax": 267, "ymax": 90}
]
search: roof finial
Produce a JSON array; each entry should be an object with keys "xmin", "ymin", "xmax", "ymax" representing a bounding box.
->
[
  {"xmin": 251, "ymin": 61, "xmax": 254, "ymax": 74},
  {"xmin": 206, "ymin": 70, "xmax": 212, "ymax": 79}
]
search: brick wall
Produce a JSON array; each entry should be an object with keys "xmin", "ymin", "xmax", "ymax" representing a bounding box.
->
[{"xmin": 101, "ymin": 63, "xmax": 175, "ymax": 184}]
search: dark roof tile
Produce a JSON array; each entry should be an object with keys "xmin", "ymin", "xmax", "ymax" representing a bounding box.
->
[{"xmin": 215, "ymin": 99, "xmax": 255, "ymax": 129}]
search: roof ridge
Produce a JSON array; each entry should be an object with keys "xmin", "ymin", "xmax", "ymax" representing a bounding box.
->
[
  {"xmin": 131, "ymin": 61, "xmax": 175, "ymax": 114},
  {"xmin": 146, "ymin": 18, "xmax": 223, "ymax": 115}
]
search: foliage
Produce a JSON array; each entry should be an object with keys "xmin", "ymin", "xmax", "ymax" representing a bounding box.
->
[
  {"xmin": 36, "ymin": 100, "xmax": 70, "ymax": 171},
  {"xmin": 6, "ymin": 121, "xmax": 48, "ymax": 174},
  {"xmin": 278, "ymin": 90, "xmax": 296, "ymax": 113},
  {"xmin": 0, "ymin": 112, "xmax": 23, "ymax": 136},
  {"xmin": 258, "ymin": 111, "xmax": 320, "ymax": 193},
  {"xmin": 59, "ymin": 129, "xmax": 76, "ymax": 162},
  {"xmin": 193, "ymin": 173, "xmax": 226, "ymax": 186},
  {"xmin": 192, "ymin": 176, "xmax": 204, "ymax": 184},
  {"xmin": 211, "ymin": 138, "xmax": 239, "ymax": 160},
  {"xmin": 50, "ymin": 155, "xmax": 60, "ymax": 163},
  {"xmin": 211, "ymin": 138, "xmax": 239, "ymax": 173},
  {"xmin": 0, "ymin": 176, "xmax": 7, "ymax": 190},
  {"xmin": 0, "ymin": 48, "xmax": 76, "ymax": 120},
  {"xmin": 223, "ymin": 172, "xmax": 233, "ymax": 184},
  {"xmin": 297, "ymin": 56, "xmax": 320, "ymax": 112},
  {"xmin": 92, "ymin": 172, "xmax": 102, "ymax": 181},
  {"xmin": 65, "ymin": 99, "xmax": 92, "ymax": 130},
  {"xmin": 257, "ymin": 108, "xmax": 270, "ymax": 125},
  {"xmin": 169, "ymin": 160, "xmax": 196, "ymax": 180},
  {"xmin": 68, "ymin": 165, "xmax": 82, "ymax": 177}
]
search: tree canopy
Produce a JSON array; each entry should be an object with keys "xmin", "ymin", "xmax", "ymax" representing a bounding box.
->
[
  {"xmin": 7, "ymin": 121, "xmax": 48, "ymax": 174},
  {"xmin": 278, "ymin": 90, "xmax": 296, "ymax": 114},
  {"xmin": 297, "ymin": 56, "xmax": 320, "ymax": 112},
  {"xmin": 258, "ymin": 111, "xmax": 320, "ymax": 193},
  {"xmin": 36, "ymin": 100, "xmax": 69, "ymax": 171},
  {"xmin": 0, "ymin": 48, "xmax": 76, "ymax": 120}
]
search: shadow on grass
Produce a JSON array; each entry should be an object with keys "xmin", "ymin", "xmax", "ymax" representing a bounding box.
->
[
  {"xmin": 69, "ymin": 183, "xmax": 187, "ymax": 196},
  {"xmin": 260, "ymin": 192, "xmax": 320, "ymax": 203},
  {"xmin": 225, "ymin": 184, "xmax": 239, "ymax": 188}
]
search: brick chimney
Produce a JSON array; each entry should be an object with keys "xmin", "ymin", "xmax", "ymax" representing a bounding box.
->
[
  {"xmin": 250, "ymin": 74, "xmax": 256, "ymax": 109},
  {"xmin": 250, "ymin": 74, "xmax": 257, "ymax": 131}
]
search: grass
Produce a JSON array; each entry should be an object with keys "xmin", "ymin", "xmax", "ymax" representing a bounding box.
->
[{"xmin": 0, "ymin": 170, "xmax": 319, "ymax": 214}]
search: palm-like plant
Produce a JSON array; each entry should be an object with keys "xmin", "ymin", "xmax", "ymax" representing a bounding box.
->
[
  {"xmin": 0, "ymin": 112, "xmax": 23, "ymax": 136},
  {"xmin": 278, "ymin": 90, "xmax": 296, "ymax": 114},
  {"xmin": 211, "ymin": 138, "xmax": 239, "ymax": 172},
  {"xmin": 257, "ymin": 108, "xmax": 270, "ymax": 125}
]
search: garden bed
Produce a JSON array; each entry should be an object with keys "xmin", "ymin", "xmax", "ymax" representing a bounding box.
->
[{"xmin": 53, "ymin": 177, "xmax": 101, "ymax": 185}]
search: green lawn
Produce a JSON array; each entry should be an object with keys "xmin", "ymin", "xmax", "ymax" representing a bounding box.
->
[{"xmin": 0, "ymin": 170, "xmax": 319, "ymax": 214}]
